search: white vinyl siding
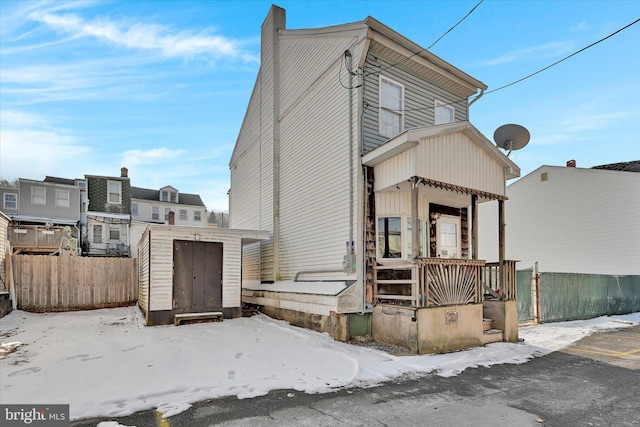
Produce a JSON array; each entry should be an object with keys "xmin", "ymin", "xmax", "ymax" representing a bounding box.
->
[
  {"xmin": 478, "ymin": 166, "xmax": 640, "ymax": 275},
  {"xmin": 379, "ymin": 75, "xmax": 404, "ymax": 138},
  {"xmin": 31, "ymin": 187, "xmax": 46, "ymax": 205}
]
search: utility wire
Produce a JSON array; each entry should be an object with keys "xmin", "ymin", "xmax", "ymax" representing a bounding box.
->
[
  {"xmin": 363, "ymin": 0, "xmax": 484, "ymax": 77},
  {"xmin": 485, "ymin": 17, "xmax": 640, "ymax": 95}
]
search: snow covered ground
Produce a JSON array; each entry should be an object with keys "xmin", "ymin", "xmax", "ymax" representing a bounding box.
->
[{"xmin": 1, "ymin": 306, "xmax": 638, "ymax": 422}]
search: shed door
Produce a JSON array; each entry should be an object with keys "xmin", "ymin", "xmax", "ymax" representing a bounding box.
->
[{"xmin": 173, "ymin": 240, "xmax": 223, "ymax": 311}]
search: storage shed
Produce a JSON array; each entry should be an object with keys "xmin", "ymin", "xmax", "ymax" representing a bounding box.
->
[{"xmin": 137, "ymin": 224, "xmax": 269, "ymax": 326}]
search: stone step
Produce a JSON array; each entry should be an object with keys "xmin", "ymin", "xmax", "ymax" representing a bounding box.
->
[
  {"xmin": 482, "ymin": 328, "xmax": 504, "ymax": 345},
  {"xmin": 482, "ymin": 317, "xmax": 493, "ymax": 331}
]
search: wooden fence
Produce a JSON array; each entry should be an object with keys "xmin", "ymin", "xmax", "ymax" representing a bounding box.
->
[{"xmin": 11, "ymin": 255, "xmax": 138, "ymax": 312}]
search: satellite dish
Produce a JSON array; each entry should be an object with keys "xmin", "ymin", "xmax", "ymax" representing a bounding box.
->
[{"xmin": 493, "ymin": 124, "xmax": 530, "ymax": 156}]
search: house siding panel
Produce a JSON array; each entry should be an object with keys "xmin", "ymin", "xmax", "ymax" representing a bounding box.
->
[
  {"xmin": 362, "ymin": 50, "xmax": 469, "ymax": 154},
  {"xmin": 137, "ymin": 229, "xmax": 150, "ymax": 312},
  {"xmin": 279, "ymin": 57, "xmax": 353, "ymax": 279},
  {"xmin": 478, "ymin": 166, "xmax": 640, "ymax": 275},
  {"xmin": 18, "ymin": 180, "xmax": 81, "ymax": 221}
]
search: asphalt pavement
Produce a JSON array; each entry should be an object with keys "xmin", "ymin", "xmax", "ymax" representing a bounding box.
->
[{"xmin": 72, "ymin": 325, "xmax": 640, "ymax": 427}]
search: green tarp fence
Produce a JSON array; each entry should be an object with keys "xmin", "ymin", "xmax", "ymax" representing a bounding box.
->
[{"xmin": 516, "ymin": 271, "xmax": 640, "ymax": 323}]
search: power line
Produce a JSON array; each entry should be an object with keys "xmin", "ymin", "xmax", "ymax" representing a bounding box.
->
[
  {"xmin": 485, "ymin": 17, "xmax": 640, "ymax": 95},
  {"xmin": 363, "ymin": 0, "xmax": 484, "ymax": 77}
]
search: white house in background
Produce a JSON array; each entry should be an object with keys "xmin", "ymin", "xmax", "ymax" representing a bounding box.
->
[
  {"xmin": 229, "ymin": 5, "xmax": 521, "ymax": 353},
  {"xmin": 129, "ymin": 186, "xmax": 207, "ymax": 257},
  {"xmin": 478, "ymin": 161, "xmax": 640, "ymax": 276}
]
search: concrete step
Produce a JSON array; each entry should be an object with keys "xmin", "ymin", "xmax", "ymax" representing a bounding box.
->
[
  {"xmin": 174, "ymin": 311, "xmax": 223, "ymax": 326},
  {"xmin": 482, "ymin": 317, "xmax": 494, "ymax": 332},
  {"xmin": 482, "ymin": 328, "xmax": 504, "ymax": 345}
]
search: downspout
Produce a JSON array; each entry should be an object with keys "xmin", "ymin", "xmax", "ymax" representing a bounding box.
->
[
  {"xmin": 468, "ymin": 88, "xmax": 485, "ymax": 107},
  {"xmin": 346, "ymin": 50, "xmax": 354, "ymax": 248}
]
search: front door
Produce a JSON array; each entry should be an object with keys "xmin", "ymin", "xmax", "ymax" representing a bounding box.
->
[
  {"xmin": 173, "ymin": 240, "xmax": 223, "ymax": 311},
  {"xmin": 436, "ymin": 215, "xmax": 461, "ymax": 259}
]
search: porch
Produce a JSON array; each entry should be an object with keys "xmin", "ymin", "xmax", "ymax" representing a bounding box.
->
[{"xmin": 8, "ymin": 224, "xmax": 79, "ymax": 255}]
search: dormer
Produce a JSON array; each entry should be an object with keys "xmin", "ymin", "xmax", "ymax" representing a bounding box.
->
[{"xmin": 159, "ymin": 186, "xmax": 179, "ymax": 204}]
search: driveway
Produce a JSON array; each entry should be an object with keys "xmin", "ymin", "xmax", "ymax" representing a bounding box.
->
[{"xmin": 72, "ymin": 325, "xmax": 640, "ymax": 427}]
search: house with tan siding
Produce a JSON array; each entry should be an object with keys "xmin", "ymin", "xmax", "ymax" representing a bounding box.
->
[{"xmin": 230, "ymin": 5, "xmax": 521, "ymax": 353}]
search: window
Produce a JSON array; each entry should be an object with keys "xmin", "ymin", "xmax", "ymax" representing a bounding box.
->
[
  {"xmin": 193, "ymin": 211, "xmax": 202, "ymax": 222},
  {"xmin": 152, "ymin": 206, "xmax": 159, "ymax": 221},
  {"xmin": 3, "ymin": 193, "xmax": 17, "ymax": 210},
  {"xmin": 55, "ymin": 190, "xmax": 70, "ymax": 207},
  {"xmin": 31, "ymin": 187, "xmax": 46, "ymax": 205},
  {"xmin": 435, "ymin": 100, "xmax": 454, "ymax": 125},
  {"xmin": 93, "ymin": 225, "xmax": 103, "ymax": 243},
  {"xmin": 407, "ymin": 217, "xmax": 426, "ymax": 258},
  {"xmin": 161, "ymin": 190, "xmax": 177, "ymax": 203},
  {"xmin": 131, "ymin": 203, "xmax": 139, "ymax": 216},
  {"xmin": 379, "ymin": 76, "xmax": 404, "ymax": 138},
  {"xmin": 164, "ymin": 208, "xmax": 171, "ymax": 221},
  {"xmin": 377, "ymin": 217, "xmax": 402, "ymax": 259},
  {"xmin": 179, "ymin": 209, "xmax": 187, "ymax": 221},
  {"xmin": 107, "ymin": 180, "xmax": 122, "ymax": 204},
  {"xmin": 161, "ymin": 191, "xmax": 169, "ymax": 202},
  {"xmin": 109, "ymin": 227, "xmax": 120, "ymax": 241},
  {"xmin": 437, "ymin": 215, "xmax": 461, "ymax": 258}
]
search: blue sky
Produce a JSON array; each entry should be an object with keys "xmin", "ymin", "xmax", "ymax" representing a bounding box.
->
[{"xmin": 1, "ymin": 0, "xmax": 638, "ymax": 211}]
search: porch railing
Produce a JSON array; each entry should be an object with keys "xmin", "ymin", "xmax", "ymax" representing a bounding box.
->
[
  {"xmin": 374, "ymin": 258, "xmax": 517, "ymax": 308},
  {"xmin": 481, "ymin": 261, "xmax": 517, "ymax": 301}
]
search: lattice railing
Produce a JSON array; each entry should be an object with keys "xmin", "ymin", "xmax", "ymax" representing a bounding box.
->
[{"xmin": 418, "ymin": 258, "xmax": 484, "ymax": 306}]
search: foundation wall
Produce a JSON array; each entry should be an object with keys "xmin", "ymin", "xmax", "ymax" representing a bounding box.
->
[
  {"xmin": 416, "ymin": 304, "xmax": 484, "ymax": 354},
  {"xmin": 371, "ymin": 305, "xmax": 418, "ymax": 352},
  {"xmin": 259, "ymin": 306, "xmax": 349, "ymax": 341}
]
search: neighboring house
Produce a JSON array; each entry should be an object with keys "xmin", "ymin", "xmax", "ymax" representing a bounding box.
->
[
  {"xmin": 229, "ymin": 6, "xmax": 521, "ymax": 353},
  {"xmin": 2, "ymin": 178, "xmax": 81, "ymax": 255},
  {"xmin": 478, "ymin": 160, "xmax": 640, "ymax": 276},
  {"xmin": 129, "ymin": 185, "xmax": 207, "ymax": 256},
  {"xmin": 0, "ymin": 211, "xmax": 11, "ymax": 317},
  {"xmin": 84, "ymin": 168, "xmax": 131, "ymax": 257}
]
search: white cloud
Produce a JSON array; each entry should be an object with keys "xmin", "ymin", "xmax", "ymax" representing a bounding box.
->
[
  {"xmin": 481, "ymin": 41, "xmax": 575, "ymax": 66},
  {"xmin": 122, "ymin": 148, "xmax": 187, "ymax": 167},
  {"xmin": 28, "ymin": 9, "xmax": 258, "ymax": 63}
]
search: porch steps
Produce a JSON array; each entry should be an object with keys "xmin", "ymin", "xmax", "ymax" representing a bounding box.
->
[
  {"xmin": 174, "ymin": 311, "xmax": 223, "ymax": 326},
  {"xmin": 482, "ymin": 317, "xmax": 504, "ymax": 344}
]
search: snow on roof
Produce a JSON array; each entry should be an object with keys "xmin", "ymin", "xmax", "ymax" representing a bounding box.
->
[{"xmin": 243, "ymin": 281, "xmax": 348, "ymax": 296}]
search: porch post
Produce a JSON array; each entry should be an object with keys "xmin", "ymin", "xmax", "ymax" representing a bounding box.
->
[
  {"xmin": 498, "ymin": 199, "xmax": 505, "ymax": 290},
  {"xmin": 411, "ymin": 177, "xmax": 419, "ymax": 259},
  {"xmin": 471, "ymin": 194, "xmax": 478, "ymax": 260}
]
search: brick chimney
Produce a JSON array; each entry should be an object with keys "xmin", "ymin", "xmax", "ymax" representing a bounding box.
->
[
  {"xmin": 121, "ymin": 167, "xmax": 128, "ymax": 177},
  {"xmin": 566, "ymin": 160, "xmax": 576, "ymax": 168}
]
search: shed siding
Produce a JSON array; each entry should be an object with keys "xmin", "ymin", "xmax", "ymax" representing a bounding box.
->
[
  {"xmin": 478, "ymin": 166, "xmax": 640, "ymax": 275},
  {"xmin": 362, "ymin": 50, "xmax": 469, "ymax": 154},
  {"xmin": 279, "ymin": 56, "xmax": 353, "ymax": 279},
  {"xmin": 137, "ymin": 229, "xmax": 150, "ymax": 312}
]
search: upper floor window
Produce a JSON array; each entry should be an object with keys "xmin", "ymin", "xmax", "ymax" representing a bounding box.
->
[
  {"xmin": 55, "ymin": 190, "xmax": 70, "ymax": 207},
  {"xmin": 31, "ymin": 187, "xmax": 46, "ymax": 205},
  {"xmin": 193, "ymin": 211, "xmax": 202, "ymax": 222},
  {"xmin": 3, "ymin": 193, "xmax": 17, "ymax": 210},
  {"xmin": 379, "ymin": 76, "xmax": 404, "ymax": 138},
  {"xmin": 435, "ymin": 100, "xmax": 454, "ymax": 125},
  {"xmin": 161, "ymin": 190, "xmax": 177, "ymax": 203},
  {"xmin": 131, "ymin": 203, "xmax": 138, "ymax": 216},
  {"xmin": 152, "ymin": 206, "xmax": 159, "ymax": 221},
  {"xmin": 107, "ymin": 180, "xmax": 122, "ymax": 204}
]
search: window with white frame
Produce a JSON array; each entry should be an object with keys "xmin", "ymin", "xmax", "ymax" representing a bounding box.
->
[
  {"xmin": 161, "ymin": 190, "xmax": 177, "ymax": 203},
  {"xmin": 131, "ymin": 203, "xmax": 138, "ymax": 216},
  {"xmin": 109, "ymin": 226, "xmax": 120, "ymax": 241},
  {"xmin": 107, "ymin": 180, "xmax": 122, "ymax": 204},
  {"xmin": 179, "ymin": 209, "xmax": 187, "ymax": 221},
  {"xmin": 435, "ymin": 100, "xmax": 454, "ymax": 125},
  {"xmin": 31, "ymin": 187, "xmax": 46, "ymax": 205},
  {"xmin": 93, "ymin": 225, "xmax": 103, "ymax": 243},
  {"xmin": 3, "ymin": 193, "xmax": 17, "ymax": 210},
  {"xmin": 379, "ymin": 76, "xmax": 404, "ymax": 138},
  {"xmin": 164, "ymin": 208, "xmax": 171, "ymax": 221},
  {"xmin": 193, "ymin": 211, "xmax": 202, "ymax": 222},
  {"xmin": 152, "ymin": 206, "xmax": 159, "ymax": 221},
  {"xmin": 55, "ymin": 190, "xmax": 70, "ymax": 207}
]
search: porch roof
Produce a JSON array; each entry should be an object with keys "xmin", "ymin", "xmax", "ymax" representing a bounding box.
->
[{"xmin": 362, "ymin": 121, "xmax": 519, "ymax": 180}]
